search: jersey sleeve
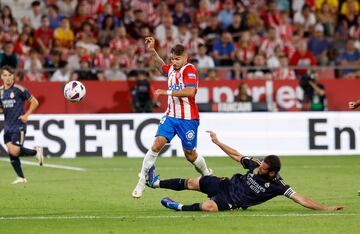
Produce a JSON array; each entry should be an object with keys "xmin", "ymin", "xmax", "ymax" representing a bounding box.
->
[
  {"xmin": 183, "ymin": 65, "xmax": 198, "ymax": 87},
  {"xmin": 240, "ymin": 156, "xmax": 262, "ymax": 170},
  {"xmin": 162, "ymin": 64, "xmax": 171, "ymax": 76},
  {"xmin": 277, "ymin": 179, "xmax": 296, "ymax": 198},
  {"xmin": 19, "ymin": 87, "xmax": 32, "ymax": 101}
]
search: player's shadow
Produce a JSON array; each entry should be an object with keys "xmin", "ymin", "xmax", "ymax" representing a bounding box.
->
[{"xmin": 97, "ymin": 91, "xmax": 130, "ymax": 113}]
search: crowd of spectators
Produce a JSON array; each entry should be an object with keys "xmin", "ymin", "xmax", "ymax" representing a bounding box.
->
[{"xmin": 0, "ymin": 0, "xmax": 360, "ymax": 82}]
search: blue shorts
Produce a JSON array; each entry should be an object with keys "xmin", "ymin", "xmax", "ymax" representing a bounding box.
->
[
  {"xmin": 3, "ymin": 128, "xmax": 26, "ymax": 147},
  {"xmin": 156, "ymin": 116, "xmax": 199, "ymax": 150},
  {"xmin": 199, "ymin": 176, "xmax": 234, "ymax": 211}
]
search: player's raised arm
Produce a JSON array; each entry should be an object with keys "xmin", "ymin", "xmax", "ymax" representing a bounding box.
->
[
  {"xmin": 290, "ymin": 193, "xmax": 344, "ymax": 211},
  {"xmin": 349, "ymin": 99, "xmax": 360, "ymax": 109},
  {"xmin": 206, "ymin": 131, "xmax": 244, "ymax": 162},
  {"xmin": 145, "ymin": 37, "xmax": 165, "ymax": 73}
]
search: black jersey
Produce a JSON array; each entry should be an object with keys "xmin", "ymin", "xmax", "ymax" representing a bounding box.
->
[
  {"xmin": 0, "ymin": 84, "xmax": 32, "ymax": 132},
  {"xmin": 228, "ymin": 157, "xmax": 295, "ymax": 209}
]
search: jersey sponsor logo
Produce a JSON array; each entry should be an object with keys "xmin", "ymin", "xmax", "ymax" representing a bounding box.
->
[
  {"xmin": 185, "ymin": 130, "xmax": 195, "ymax": 141},
  {"xmin": 10, "ymin": 92, "xmax": 15, "ymax": 99},
  {"xmin": 2, "ymin": 99, "xmax": 16, "ymax": 108},
  {"xmin": 247, "ymin": 173, "xmax": 266, "ymax": 194},
  {"xmin": 187, "ymin": 73, "xmax": 196, "ymax": 79},
  {"xmin": 168, "ymin": 84, "xmax": 183, "ymax": 91}
]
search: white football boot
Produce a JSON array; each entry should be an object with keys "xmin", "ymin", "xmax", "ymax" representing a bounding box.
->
[
  {"xmin": 11, "ymin": 177, "xmax": 27, "ymax": 184},
  {"xmin": 35, "ymin": 146, "xmax": 44, "ymax": 166}
]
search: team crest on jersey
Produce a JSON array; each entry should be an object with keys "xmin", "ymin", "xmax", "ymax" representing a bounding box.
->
[
  {"xmin": 185, "ymin": 130, "xmax": 195, "ymax": 141},
  {"xmin": 265, "ymin": 182, "xmax": 270, "ymax": 188},
  {"xmin": 10, "ymin": 92, "xmax": 15, "ymax": 99}
]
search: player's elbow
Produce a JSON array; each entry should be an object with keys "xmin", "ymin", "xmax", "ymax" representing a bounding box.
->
[{"xmin": 31, "ymin": 97, "xmax": 39, "ymax": 108}]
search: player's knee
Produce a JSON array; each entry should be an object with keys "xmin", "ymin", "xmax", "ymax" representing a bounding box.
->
[
  {"xmin": 200, "ymin": 202, "xmax": 218, "ymax": 212},
  {"xmin": 151, "ymin": 137, "xmax": 167, "ymax": 152},
  {"xmin": 184, "ymin": 150, "xmax": 197, "ymax": 162},
  {"xmin": 187, "ymin": 178, "xmax": 199, "ymax": 190},
  {"xmin": 8, "ymin": 146, "xmax": 20, "ymax": 156}
]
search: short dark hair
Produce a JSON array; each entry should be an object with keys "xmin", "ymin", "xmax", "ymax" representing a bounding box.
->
[
  {"xmin": 171, "ymin": 44, "xmax": 186, "ymax": 56},
  {"xmin": 1, "ymin": 65, "xmax": 15, "ymax": 75},
  {"xmin": 264, "ymin": 155, "xmax": 281, "ymax": 173}
]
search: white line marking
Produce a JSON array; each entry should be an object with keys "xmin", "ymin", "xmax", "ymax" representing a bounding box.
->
[
  {"xmin": 0, "ymin": 213, "xmax": 358, "ymax": 220},
  {"xmin": 0, "ymin": 158, "xmax": 85, "ymax": 171}
]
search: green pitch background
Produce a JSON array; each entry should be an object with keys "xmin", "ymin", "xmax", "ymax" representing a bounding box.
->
[{"xmin": 0, "ymin": 156, "xmax": 359, "ymax": 234}]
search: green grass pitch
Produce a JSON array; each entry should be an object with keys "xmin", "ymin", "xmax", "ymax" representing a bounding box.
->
[{"xmin": 0, "ymin": 156, "xmax": 359, "ymax": 234}]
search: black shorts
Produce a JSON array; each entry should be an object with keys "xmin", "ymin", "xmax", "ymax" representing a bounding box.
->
[
  {"xmin": 199, "ymin": 175, "xmax": 235, "ymax": 211},
  {"xmin": 3, "ymin": 128, "xmax": 26, "ymax": 146}
]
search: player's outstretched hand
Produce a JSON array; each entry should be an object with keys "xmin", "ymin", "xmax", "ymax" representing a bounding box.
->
[
  {"xmin": 348, "ymin": 101, "xmax": 358, "ymax": 110},
  {"xmin": 145, "ymin": 37, "xmax": 155, "ymax": 50},
  {"xmin": 206, "ymin": 130, "xmax": 220, "ymax": 144},
  {"xmin": 18, "ymin": 115, "xmax": 28, "ymax": 123},
  {"xmin": 326, "ymin": 206, "xmax": 345, "ymax": 211}
]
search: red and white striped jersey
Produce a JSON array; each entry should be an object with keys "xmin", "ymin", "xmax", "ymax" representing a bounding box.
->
[{"xmin": 162, "ymin": 63, "xmax": 199, "ymax": 120}]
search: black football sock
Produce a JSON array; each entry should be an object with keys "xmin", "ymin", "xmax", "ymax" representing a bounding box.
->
[
  {"xmin": 19, "ymin": 147, "xmax": 37, "ymax": 157},
  {"xmin": 181, "ymin": 203, "xmax": 201, "ymax": 211},
  {"xmin": 9, "ymin": 155, "xmax": 25, "ymax": 178},
  {"xmin": 159, "ymin": 178, "xmax": 188, "ymax": 191}
]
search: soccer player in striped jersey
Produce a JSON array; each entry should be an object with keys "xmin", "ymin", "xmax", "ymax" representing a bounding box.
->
[
  {"xmin": 0, "ymin": 66, "xmax": 43, "ymax": 184},
  {"xmin": 146, "ymin": 131, "xmax": 344, "ymax": 212},
  {"xmin": 132, "ymin": 37, "xmax": 212, "ymax": 198}
]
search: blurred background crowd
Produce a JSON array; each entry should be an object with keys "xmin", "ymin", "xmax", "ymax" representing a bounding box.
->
[{"xmin": 0, "ymin": 0, "xmax": 359, "ymax": 82}]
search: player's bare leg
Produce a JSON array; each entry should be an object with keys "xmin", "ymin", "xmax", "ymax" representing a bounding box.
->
[
  {"xmin": 132, "ymin": 136, "xmax": 167, "ymax": 198},
  {"xmin": 184, "ymin": 149, "xmax": 212, "ymax": 176}
]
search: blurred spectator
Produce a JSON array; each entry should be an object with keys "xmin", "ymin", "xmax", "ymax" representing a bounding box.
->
[
  {"xmin": 98, "ymin": 3, "xmax": 121, "ymax": 30},
  {"xmin": 110, "ymin": 26, "xmax": 131, "ymax": 55},
  {"xmin": 299, "ymin": 72, "xmax": 327, "ymax": 111},
  {"xmin": 204, "ymin": 68, "xmax": 219, "ymax": 81},
  {"xmin": 155, "ymin": 14, "xmax": 179, "ymax": 43},
  {"xmin": 315, "ymin": 0, "xmax": 338, "ymax": 13},
  {"xmin": 201, "ymin": 13, "xmax": 223, "ymax": 52},
  {"xmin": 259, "ymin": 27, "xmax": 283, "ymax": 59},
  {"xmin": 349, "ymin": 15, "xmax": 360, "ymax": 39},
  {"xmin": 14, "ymin": 33, "xmax": 31, "ymax": 59},
  {"xmin": 126, "ymin": 9, "xmax": 150, "ymax": 40},
  {"xmin": 227, "ymin": 60, "xmax": 243, "ymax": 80},
  {"xmin": 104, "ymin": 61, "xmax": 127, "ymax": 81},
  {"xmin": 76, "ymin": 22, "xmax": 99, "ymax": 53},
  {"xmin": 44, "ymin": 50, "xmax": 61, "ymax": 77},
  {"xmin": 50, "ymin": 60, "xmax": 71, "ymax": 81},
  {"xmin": 308, "ymin": 24, "xmax": 329, "ymax": 65},
  {"xmin": 340, "ymin": 0, "xmax": 359, "ymax": 15},
  {"xmin": 178, "ymin": 23, "xmax": 191, "ymax": 45},
  {"xmin": 316, "ymin": 1, "xmax": 337, "ymax": 37},
  {"xmin": 94, "ymin": 44, "xmax": 116, "ymax": 70},
  {"xmin": 98, "ymin": 15, "xmax": 116, "ymax": 46},
  {"xmin": 57, "ymin": 0, "xmax": 77, "ymax": 18},
  {"xmin": 228, "ymin": 13, "xmax": 248, "ymax": 42},
  {"xmin": 278, "ymin": 11, "xmax": 293, "ymax": 42},
  {"xmin": 172, "ymin": 1, "xmax": 191, "ymax": 26},
  {"xmin": 272, "ymin": 55, "xmax": 296, "ymax": 79},
  {"xmin": 130, "ymin": 0, "xmax": 159, "ymax": 27},
  {"xmin": 293, "ymin": 4, "xmax": 316, "ymax": 35},
  {"xmin": 235, "ymin": 31, "xmax": 256, "ymax": 65},
  {"xmin": 0, "ymin": 42, "xmax": 18, "ymax": 68},
  {"xmin": 218, "ymin": 0, "xmax": 235, "ymax": 29},
  {"xmin": 289, "ymin": 40, "xmax": 317, "ymax": 77},
  {"xmin": 260, "ymin": 0, "xmax": 282, "ymax": 29},
  {"xmin": 23, "ymin": 61, "xmax": 46, "ymax": 82},
  {"xmin": 48, "ymin": 4, "xmax": 62, "ymax": 30},
  {"xmin": 194, "ymin": 0, "xmax": 212, "ymax": 29},
  {"xmin": 246, "ymin": 54, "xmax": 272, "ymax": 80},
  {"xmin": 234, "ymin": 81, "xmax": 252, "ymax": 102},
  {"xmin": 0, "ymin": 5, "xmax": 15, "ymax": 32},
  {"xmin": 73, "ymin": 59, "xmax": 101, "ymax": 81},
  {"xmin": 131, "ymin": 70, "xmax": 154, "ymax": 113},
  {"xmin": 212, "ymin": 31, "xmax": 235, "ymax": 66},
  {"xmin": 24, "ymin": 49, "xmax": 42, "ymax": 71},
  {"xmin": 34, "ymin": 15, "xmax": 54, "ymax": 55},
  {"xmin": 186, "ymin": 27, "xmax": 205, "ymax": 56},
  {"xmin": 54, "ymin": 17, "xmax": 74, "ymax": 48},
  {"xmin": 150, "ymin": 68, "xmax": 166, "ymax": 81},
  {"xmin": 339, "ymin": 39, "xmax": 360, "ymax": 78},
  {"xmin": 267, "ymin": 44, "xmax": 283, "ymax": 68},
  {"xmin": 196, "ymin": 44, "xmax": 215, "ymax": 78},
  {"xmin": 71, "ymin": 1, "xmax": 92, "ymax": 31},
  {"xmin": 276, "ymin": 0, "xmax": 290, "ymax": 11},
  {"xmin": 29, "ymin": 1, "xmax": 42, "ymax": 30},
  {"xmin": 4, "ymin": 23, "xmax": 19, "ymax": 44}
]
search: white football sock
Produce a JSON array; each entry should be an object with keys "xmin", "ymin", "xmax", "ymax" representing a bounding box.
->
[
  {"xmin": 138, "ymin": 149, "xmax": 159, "ymax": 179},
  {"xmin": 192, "ymin": 155, "xmax": 212, "ymax": 176}
]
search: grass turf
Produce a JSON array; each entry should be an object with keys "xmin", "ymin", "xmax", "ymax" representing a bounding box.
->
[{"xmin": 0, "ymin": 156, "xmax": 359, "ymax": 234}]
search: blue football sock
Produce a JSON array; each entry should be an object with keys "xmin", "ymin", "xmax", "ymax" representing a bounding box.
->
[
  {"xmin": 9, "ymin": 155, "xmax": 24, "ymax": 178},
  {"xmin": 19, "ymin": 147, "xmax": 37, "ymax": 157}
]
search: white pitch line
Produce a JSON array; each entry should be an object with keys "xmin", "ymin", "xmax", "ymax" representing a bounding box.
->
[
  {"xmin": 0, "ymin": 158, "xmax": 85, "ymax": 171},
  {"xmin": 0, "ymin": 213, "xmax": 358, "ymax": 220}
]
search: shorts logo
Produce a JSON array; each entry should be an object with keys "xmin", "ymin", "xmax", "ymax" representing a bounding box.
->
[
  {"xmin": 10, "ymin": 92, "xmax": 15, "ymax": 99},
  {"xmin": 185, "ymin": 130, "xmax": 195, "ymax": 141}
]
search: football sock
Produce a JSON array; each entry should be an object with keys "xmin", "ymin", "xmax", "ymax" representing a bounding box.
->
[
  {"xmin": 139, "ymin": 149, "xmax": 158, "ymax": 179},
  {"xmin": 9, "ymin": 155, "xmax": 24, "ymax": 178},
  {"xmin": 181, "ymin": 203, "xmax": 201, "ymax": 211},
  {"xmin": 159, "ymin": 178, "xmax": 188, "ymax": 191},
  {"xmin": 192, "ymin": 155, "xmax": 212, "ymax": 175},
  {"xmin": 19, "ymin": 147, "xmax": 37, "ymax": 157}
]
